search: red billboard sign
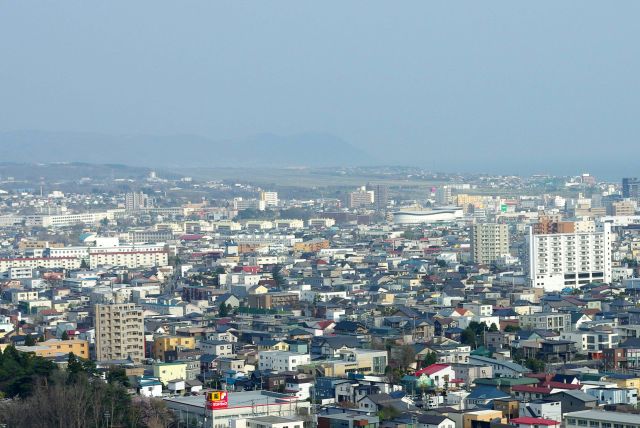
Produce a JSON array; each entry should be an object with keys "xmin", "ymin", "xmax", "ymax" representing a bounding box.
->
[{"xmin": 206, "ymin": 391, "xmax": 228, "ymax": 410}]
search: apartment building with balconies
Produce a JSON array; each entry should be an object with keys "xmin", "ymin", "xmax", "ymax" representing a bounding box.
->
[{"xmin": 94, "ymin": 303, "xmax": 145, "ymax": 363}]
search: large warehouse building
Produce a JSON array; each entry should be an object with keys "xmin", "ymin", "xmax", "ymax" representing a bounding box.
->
[
  {"xmin": 164, "ymin": 390, "xmax": 311, "ymax": 428},
  {"xmin": 392, "ymin": 208, "xmax": 463, "ymax": 225}
]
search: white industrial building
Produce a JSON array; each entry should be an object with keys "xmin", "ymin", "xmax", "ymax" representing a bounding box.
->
[
  {"xmin": 24, "ymin": 210, "xmax": 121, "ymax": 228},
  {"xmin": 164, "ymin": 390, "xmax": 310, "ymax": 428},
  {"xmin": 392, "ymin": 208, "xmax": 463, "ymax": 225}
]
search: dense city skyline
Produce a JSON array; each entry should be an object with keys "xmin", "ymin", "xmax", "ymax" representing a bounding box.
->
[{"xmin": 3, "ymin": 3, "xmax": 640, "ymax": 428}]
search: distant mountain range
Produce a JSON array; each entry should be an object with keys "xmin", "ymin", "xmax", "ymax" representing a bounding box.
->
[{"xmin": 0, "ymin": 130, "xmax": 377, "ymax": 168}]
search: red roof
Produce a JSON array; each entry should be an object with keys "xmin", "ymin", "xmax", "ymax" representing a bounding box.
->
[
  {"xmin": 415, "ymin": 363, "xmax": 451, "ymax": 376},
  {"xmin": 316, "ymin": 320, "xmax": 335, "ymax": 330},
  {"xmin": 512, "ymin": 385, "xmax": 553, "ymax": 394},
  {"xmin": 510, "ymin": 417, "xmax": 559, "ymax": 426},
  {"xmin": 541, "ymin": 381, "xmax": 581, "ymax": 390},
  {"xmin": 525, "ymin": 373, "xmax": 547, "ymax": 379}
]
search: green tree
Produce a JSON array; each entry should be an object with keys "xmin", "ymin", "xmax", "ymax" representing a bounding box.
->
[
  {"xmin": 460, "ymin": 329, "xmax": 476, "ymax": 347},
  {"xmin": 106, "ymin": 367, "xmax": 130, "ymax": 387},
  {"xmin": 219, "ymin": 302, "xmax": 229, "ymax": 317},
  {"xmin": 489, "ymin": 323, "xmax": 499, "ymax": 332},
  {"xmin": 0, "ymin": 345, "xmax": 56, "ymax": 398},
  {"xmin": 67, "ymin": 352, "xmax": 97, "ymax": 383},
  {"xmin": 0, "ymin": 369, "xmax": 138, "ymax": 427},
  {"xmin": 402, "ymin": 229, "xmax": 421, "ymax": 240},
  {"xmin": 377, "ymin": 406, "xmax": 401, "ymax": 421},
  {"xmin": 24, "ymin": 335, "xmax": 36, "ymax": 346},
  {"xmin": 467, "ymin": 321, "xmax": 489, "ymax": 336},
  {"xmin": 67, "ymin": 352, "xmax": 84, "ymax": 382},
  {"xmin": 397, "ymin": 344, "xmax": 416, "ymax": 370},
  {"xmin": 235, "ymin": 208, "xmax": 276, "ymax": 220},
  {"xmin": 423, "ymin": 351, "xmax": 438, "ymax": 366},
  {"xmin": 504, "ymin": 324, "xmax": 520, "ymax": 332},
  {"xmin": 61, "ymin": 331, "xmax": 69, "ymax": 340},
  {"xmin": 272, "ymin": 264, "xmax": 286, "ymax": 288},
  {"xmin": 525, "ymin": 358, "xmax": 546, "ymax": 373}
]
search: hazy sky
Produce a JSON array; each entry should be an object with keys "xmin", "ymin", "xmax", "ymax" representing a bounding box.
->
[{"xmin": 1, "ymin": 1, "xmax": 639, "ymax": 176}]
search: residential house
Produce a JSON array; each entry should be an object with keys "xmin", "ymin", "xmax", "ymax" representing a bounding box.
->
[
  {"xmin": 200, "ymin": 340, "xmax": 234, "ymax": 357},
  {"xmin": 585, "ymin": 387, "xmax": 638, "ymax": 406},
  {"xmin": 465, "ymin": 385, "xmax": 511, "ymax": 408},
  {"xmin": 468, "ymin": 355, "xmax": 530, "ymax": 378},
  {"xmin": 548, "ymin": 390, "xmax": 598, "ymax": 414},
  {"xmin": 521, "ymin": 340, "xmax": 576, "ymax": 363},
  {"xmin": 414, "ymin": 364, "xmax": 455, "ymax": 389},
  {"xmin": 153, "ymin": 362, "xmax": 187, "ymax": 386}
]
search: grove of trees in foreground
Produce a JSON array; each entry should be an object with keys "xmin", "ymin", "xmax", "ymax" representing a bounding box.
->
[{"xmin": 0, "ymin": 346, "xmax": 175, "ymax": 428}]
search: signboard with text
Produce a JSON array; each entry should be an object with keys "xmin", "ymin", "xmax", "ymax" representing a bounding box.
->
[{"xmin": 206, "ymin": 391, "xmax": 228, "ymax": 410}]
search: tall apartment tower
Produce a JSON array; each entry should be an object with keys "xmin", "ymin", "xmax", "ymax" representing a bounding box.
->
[
  {"xmin": 435, "ymin": 186, "xmax": 453, "ymax": 206},
  {"xmin": 349, "ymin": 187, "xmax": 375, "ymax": 209},
  {"xmin": 622, "ymin": 178, "xmax": 640, "ymax": 199},
  {"xmin": 526, "ymin": 221, "xmax": 612, "ymax": 292},
  {"xmin": 259, "ymin": 191, "xmax": 279, "ymax": 207},
  {"xmin": 366, "ymin": 183, "xmax": 389, "ymax": 211},
  {"xmin": 125, "ymin": 192, "xmax": 151, "ymax": 211},
  {"xmin": 471, "ymin": 223, "xmax": 510, "ymax": 265},
  {"xmin": 95, "ymin": 303, "xmax": 145, "ymax": 363}
]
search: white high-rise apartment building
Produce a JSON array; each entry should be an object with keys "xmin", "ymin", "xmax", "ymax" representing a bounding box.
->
[
  {"xmin": 348, "ymin": 187, "xmax": 375, "ymax": 209},
  {"xmin": 95, "ymin": 303, "xmax": 145, "ymax": 363},
  {"xmin": 125, "ymin": 192, "xmax": 152, "ymax": 211},
  {"xmin": 88, "ymin": 244, "xmax": 169, "ymax": 269},
  {"xmin": 526, "ymin": 221, "xmax": 612, "ymax": 291},
  {"xmin": 259, "ymin": 191, "xmax": 279, "ymax": 207},
  {"xmin": 233, "ymin": 198, "xmax": 266, "ymax": 211},
  {"xmin": 471, "ymin": 223, "xmax": 510, "ymax": 264}
]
